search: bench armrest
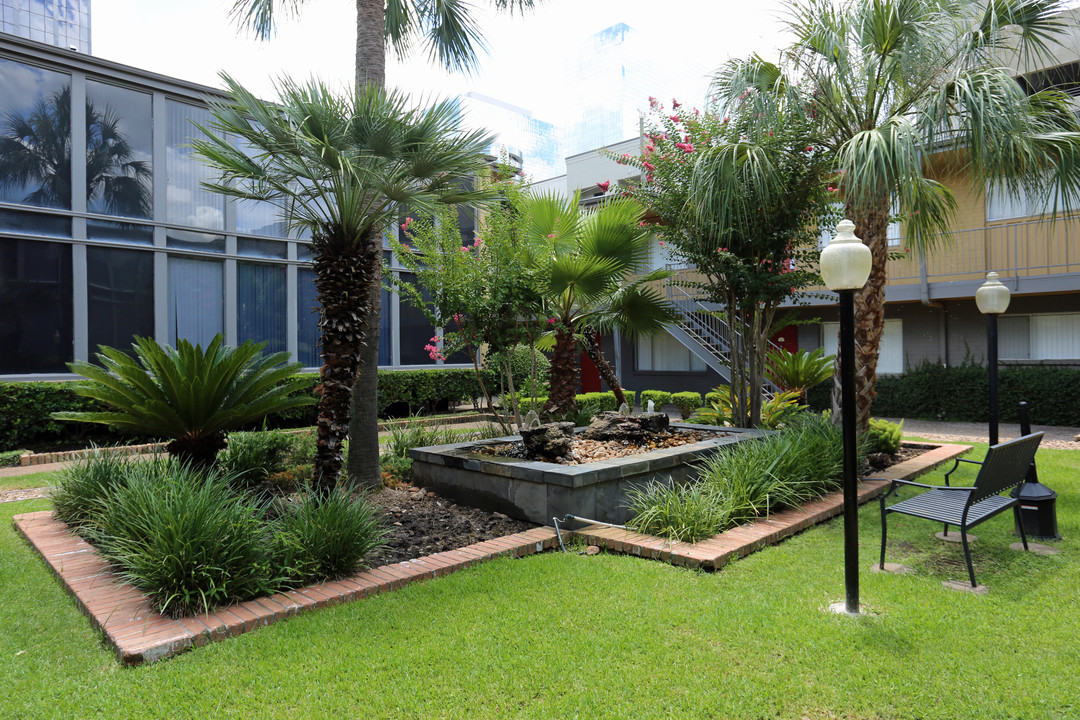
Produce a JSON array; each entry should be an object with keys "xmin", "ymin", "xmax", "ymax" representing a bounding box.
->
[
  {"xmin": 944, "ymin": 457, "xmax": 983, "ymax": 486},
  {"xmin": 887, "ymin": 478, "xmax": 973, "ymax": 492}
]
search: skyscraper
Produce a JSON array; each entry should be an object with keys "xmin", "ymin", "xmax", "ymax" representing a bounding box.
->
[
  {"xmin": 561, "ymin": 23, "xmax": 708, "ymax": 158},
  {"xmin": 457, "ymin": 92, "xmax": 563, "ymax": 181},
  {"xmin": 1, "ymin": 0, "xmax": 91, "ymax": 52}
]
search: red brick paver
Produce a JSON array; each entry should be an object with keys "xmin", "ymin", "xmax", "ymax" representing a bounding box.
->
[{"xmin": 12, "ymin": 509, "xmax": 558, "ymax": 666}]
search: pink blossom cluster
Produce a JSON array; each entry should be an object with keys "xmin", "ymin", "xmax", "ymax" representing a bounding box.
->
[{"xmin": 424, "ymin": 335, "xmax": 446, "ymax": 361}]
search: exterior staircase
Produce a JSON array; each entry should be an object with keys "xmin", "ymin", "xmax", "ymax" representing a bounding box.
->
[{"xmin": 663, "ymin": 266, "xmax": 781, "ymax": 399}]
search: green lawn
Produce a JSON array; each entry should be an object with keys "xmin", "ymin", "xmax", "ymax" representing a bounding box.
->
[
  {"xmin": 0, "ymin": 470, "xmax": 58, "ymax": 492},
  {"xmin": 2, "ymin": 442, "xmax": 1077, "ymax": 719}
]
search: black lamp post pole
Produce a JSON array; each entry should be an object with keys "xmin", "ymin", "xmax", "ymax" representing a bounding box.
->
[
  {"xmin": 839, "ymin": 289, "xmax": 859, "ymax": 613},
  {"xmin": 987, "ymin": 313, "xmax": 999, "ymax": 446}
]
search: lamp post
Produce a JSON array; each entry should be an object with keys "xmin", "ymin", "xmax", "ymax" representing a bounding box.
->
[
  {"xmin": 821, "ymin": 219, "xmax": 872, "ymax": 616},
  {"xmin": 975, "ymin": 272, "xmax": 1011, "ymax": 446}
]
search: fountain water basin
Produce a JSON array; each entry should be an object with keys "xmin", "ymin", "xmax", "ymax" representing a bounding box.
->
[{"xmin": 409, "ymin": 423, "xmax": 766, "ymax": 526}]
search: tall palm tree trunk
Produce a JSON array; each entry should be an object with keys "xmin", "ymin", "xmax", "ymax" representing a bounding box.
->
[
  {"xmin": 346, "ymin": 230, "xmax": 385, "ymax": 489},
  {"xmin": 315, "ymin": 234, "xmax": 378, "ymax": 491},
  {"xmin": 545, "ymin": 328, "xmax": 578, "ymax": 416},
  {"xmin": 355, "ymin": 0, "xmax": 386, "ymax": 88},
  {"xmin": 581, "ymin": 331, "xmax": 626, "ymax": 409},
  {"xmin": 835, "ymin": 200, "xmax": 889, "ymax": 435}
]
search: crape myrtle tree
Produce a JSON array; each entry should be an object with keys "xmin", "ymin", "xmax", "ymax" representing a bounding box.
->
[
  {"xmin": 613, "ymin": 99, "xmax": 827, "ymax": 427},
  {"xmin": 711, "ymin": 0, "xmax": 1080, "ymax": 431},
  {"xmin": 193, "ymin": 75, "xmax": 492, "ymax": 490},
  {"xmin": 387, "ymin": 170, "xmax": 542, "ymax": 433},
  {"xmin": 229, "ymin": 0, "xmax": 538, "ymax": 490},
  {"xmin": 524, "ymin": 191, "xmax": 682, "ymax": 417}
]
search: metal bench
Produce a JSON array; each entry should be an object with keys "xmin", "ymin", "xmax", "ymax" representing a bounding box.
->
[{"xmin": 878, "ymin": 433, "xmax": 1044, "ymax": 588}]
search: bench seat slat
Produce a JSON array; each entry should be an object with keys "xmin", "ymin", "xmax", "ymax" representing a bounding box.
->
[{"xmin": 887, "ymin": 490, "xmax": 1014, "ymax": 526}]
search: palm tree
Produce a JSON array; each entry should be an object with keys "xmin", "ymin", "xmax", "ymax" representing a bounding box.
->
[
  {"xmin": 192, "ymin": 74, "xmax": 493, "ymax": 489},
  {"xmin": 710, "ymin": 0, "xmax": 1080, "ymax": 432},
  {"xmin": 524, "ymin": 191, "xmax": 681, "ymax": 415},
  {"xmin": 0, "ymin": 86, "xmax": 151, "ymax": 216},
  {"xmin": 54, "ymin": 334, "xmax": 313, "ymax": 468},
  {"xmin": 229, "ymin": 0, "xmax": 537, "ymax": 489}
]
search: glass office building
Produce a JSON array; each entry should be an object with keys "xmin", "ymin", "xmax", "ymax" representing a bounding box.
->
[
  {"xmin": 1, "ymin": 0, "xmax": 90, "ymax": 52},
  {"xmin": 0, "ymin": 35, "xmax": 447, "ymax": 378}
]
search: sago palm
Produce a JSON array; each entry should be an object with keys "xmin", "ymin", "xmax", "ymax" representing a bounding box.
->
[
  {"xmin": 192, "ymin": 75, "xmax": 492, "ymax": 489},
  {"xmin": 710, "ymin": 0, "xmax": 1080, "ymax": 431},
  {"xmin": 53, "ymin": 335, "xmax": 313, "ymax": 467},
  {"xmin": 524, "ymin": 191, "xmax": 681, "ymax": 415}
]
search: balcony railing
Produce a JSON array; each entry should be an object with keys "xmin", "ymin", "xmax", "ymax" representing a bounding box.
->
[{"xmin": 887, "ymin": 216, "xmax": 1080, "ymax": 284}]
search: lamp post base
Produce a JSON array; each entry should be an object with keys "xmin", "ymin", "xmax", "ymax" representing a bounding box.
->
[{"xmin": 827, "ymin": 601, "xmax": 866, "ymax": 617}]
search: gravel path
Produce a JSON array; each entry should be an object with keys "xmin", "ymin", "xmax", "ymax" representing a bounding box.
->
[{"xmin": 879, "ymin": 418, "xmax": 1080, "ymax": 451}]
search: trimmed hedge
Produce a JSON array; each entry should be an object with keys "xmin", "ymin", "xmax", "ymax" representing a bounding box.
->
[
  {"xmin": 671, "ymin": 392, "xmax": 703, "ymax": 419},
  {"xmin": 806, "ymin": 361, "xmax": 1080, "ymax": 426},
  {"xmin": 0, "ymin": 368, "xmax": 496, "ymax": 451},
  {"xmin": 639, "ymin": 390, "xmax": 672, "ymax": 412}
]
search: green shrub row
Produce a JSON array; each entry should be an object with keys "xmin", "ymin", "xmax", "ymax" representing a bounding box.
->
[
  {"xmin": 806, "ymin": 361, "xmax": 1080, "ymax": 426},
  {"xmin": 0, "ymin": 368, "xmax": 495, "ymax": 451}
]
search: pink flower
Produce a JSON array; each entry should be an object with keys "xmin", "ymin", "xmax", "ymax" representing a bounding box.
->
[
  {"xmin": 430, "ymin": 336, "xmax": 440, "ymax": 343},
  {"xmin": 827, "ymin": 186, "xmax": 837, "ymax": 192},
  {"xmin": 402, "ymin": 244, "xmax": 411, "ymax": 251},
  {"xmin": 643, "ymin": 161, "xmax": 656, "ymax": 171},
  {"xmin": 904, "ymin": 247, "xmax": 911, "ymax": 254},
  {"xmin": 672, "ymin": 99, "xmax": 681, "ymax": 109},
  {"xmin": 669, "ymin": 115, "xmax": 680, "ymax": 122},
  {"xmin": 401, "ymin": 217, "xmax": 413, "ymax": 232},
  {"xmin": 658, "ymin": 241, "xmax": 666, "ymax": 246},
  {"xmin": 459, "ymin": 246, "xmax": 469, "ymax": 252},
  {"xmin": 597, "ymin": 180, "xmax": 610, "ymax": 193},
  {"xmin": 722, "ymin": 117, "xmax": 729, "ymax": 124},
  {"xmin": 804, "ymin": 146, "xmax": 813, "ymax": 152},
  {"xmin": 648, "ymin": 96, "xmax": 658, "ymax": 109},
  {"xmin": 547, "ymin": 233, "xmax": 555, "ymax": 238},
  {"xmin": 548, "ymin": 318, "xmax": 557, "ymax": 324},
  {"xmin": 453, "ymin": 314, "xmax": 464, "ymax": 324},
  {"xmin": 675, "ymin": 142, "xmax": 695, "ymax": 153},
  {"xmin": 638, "ymin": 221, "xmax": 647, "ymax": 227}
]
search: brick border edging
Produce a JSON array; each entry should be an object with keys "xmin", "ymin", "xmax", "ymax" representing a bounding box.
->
[
  {"xmin": 571, "ymin": 443, "xmax": 972, "ymax": 570},
  {"xmin": 12, "ymin": 511, "xmax": 557, "ymax": 665}
]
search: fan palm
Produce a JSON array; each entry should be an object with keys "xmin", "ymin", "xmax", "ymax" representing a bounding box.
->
[
  {"xmin": 53, "ymin": 335, "xmax": 313, "ymax": 468},
  {"xmin": 765, "ymin": 347, "xmax": 835, "ymax": 404},
  {"xmin": 192, "ymin": 74, "xmax": 492, "ymax": 489},
  {"xmin": 229, "ymin": 0, "xmax": 537, "ymax": 488},
  {"xmin": 524, "ymin": 191, "xmax": 682, "ymax": 415},
  {"xmin": 710, "ymin": 0, "xmax": 1080, "ymax": 431}
]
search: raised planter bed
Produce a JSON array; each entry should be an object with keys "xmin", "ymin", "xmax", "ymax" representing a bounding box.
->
[{"xmin": 409, "ymin": 423, "xmax": 766, "ymax": 525}]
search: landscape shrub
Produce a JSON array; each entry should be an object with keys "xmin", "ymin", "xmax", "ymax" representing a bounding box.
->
[
  {"xmin": 0, "ymin": 368, "xmax": 496, "ymax": 452},
  {"xmin": 484, "ymin": 343, "xmax": 550, "ymax": 396},
  {"xmin": 670, "ymin": 392, "xmax": 703, "ymax": 420},
  {"xmin": 687, "ymin": 388, "xmax": 804, "ymax": 429},
  {"xmin": 639, "ymin": 390, "xmax": 672, "ymax": 412},
  {"xmin": 806, "ymin": 360, "xmax": 1080, "ymax": 426},
  {"xmin": 865, "ymin": 418, "xmax": 903, "ymax": 454},
  {"xmin": 272, "ymin": 489, "xmax": 386, "ymax": 586},
  {"xmin": 0, "ymin": 449, "xmax": 25, "ymax": 467},
  {"xmin": 84, "ymin": 463, "xmax": 276, "ymax": 617},
  {"xmin": 627, "ymin": 414, "xmax": 848, "ymax": 542},
  {"xmin": 217, "ymin": 430, "xmax": 297, "ymax": 491}
]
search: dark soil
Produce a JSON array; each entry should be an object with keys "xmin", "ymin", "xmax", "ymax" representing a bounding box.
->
[
  {"xmin": 366, "ymin": 485, "xmax": 536, "ymax": 566},
  {"xmin": 865, "ymin": 442, "xmax": 935, "ymax": 472}
]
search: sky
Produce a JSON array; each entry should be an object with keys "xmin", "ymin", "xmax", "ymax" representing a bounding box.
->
[{"xmin": 92, "ymin": 0, "xmax": 790, "ymax": 114}]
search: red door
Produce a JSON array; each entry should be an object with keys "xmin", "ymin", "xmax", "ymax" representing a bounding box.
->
[
  {"xmin": 579, "ymin": 333, "xmax": 602, "ymax": 393},
  {"xmin": 770, "ymin": 325, "xmax": 798, "ymax": 353}
]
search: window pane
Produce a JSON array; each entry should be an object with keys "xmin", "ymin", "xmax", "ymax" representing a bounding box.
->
[
  {"xmin": 86, "ymin": 81, "xmax": 152, "ymax": 219},
  {"xmin": 237, "ymin": 237, "xmax": 287, "ymax": 259},
  {"xmin": 237, "ymin": 261, "xmax": 286, "ymax": 354},
  {"xmin": 166, "ymin": 100, "xmax": 223, "ymax": 229},
  {"xmin": 823, "ymin": 319, "xmax": 904, "ymax": 374},
  {"xmin": 297, "ymin": 267, "xmax": 320, "ymax": 367},
  {"xmin": 167, "ymin": 229, "xmax": 225, "ymax": 253},
  {"xmin": 168, "ymin": 257, "xmax": 222, "ymax": 347},
  {"xmin": 0, "ymin": 238, "xmax": 72, "ymax": 372},
  {"xmin": 87, "ymin": 218, "xmax": 153, "ymax": 245},
  {"xmin": 637, "ymin": 332, "xmax": 703, "ymax": 372},
  {"xmin": 1032, "ymin": 313, "xmax": 1080, "ymax": 360},
  {"xmin": 0, "ymin": 57, "xmax": 71, "ymax": 209},
  {"xmin": 0, "ymin": 207, "xmax": 70, "ymax": 237},
  {"xmin": 87, "ymin": 246, "xmax": 154, "ymax": 353},
  {"xmin": 398, "ymin": 272, "xmax": 437, "ymax": 365}
]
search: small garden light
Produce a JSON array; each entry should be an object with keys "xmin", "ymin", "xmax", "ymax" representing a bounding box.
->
[
  {"xmin": 820, "ymin": 219, "xmax": 872, "ymax": 615},
  {"xmin": 976, "ymin": 272, "xmax": 1011, "ymax": 445}
]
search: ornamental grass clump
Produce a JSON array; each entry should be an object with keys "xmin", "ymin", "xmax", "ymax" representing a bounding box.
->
[
  {"xmin": 51, "ymin": 447, "xmax": 134, "ymax": 530},
  {"xmin": 627, "ymin": 414, "xmax": 848, "ymax": 542},
  {"xmin": 84, "ymin": 462, "xmax": 276, "ymax": 617},
  {"xmin": 273, "ymin": 489, "xmax": 387, "ymax": 587}
]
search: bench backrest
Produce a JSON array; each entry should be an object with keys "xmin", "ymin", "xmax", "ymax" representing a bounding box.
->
[{"xmin": 969, "ymin": 433, "xmax": 1044, "ymax": 504}]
